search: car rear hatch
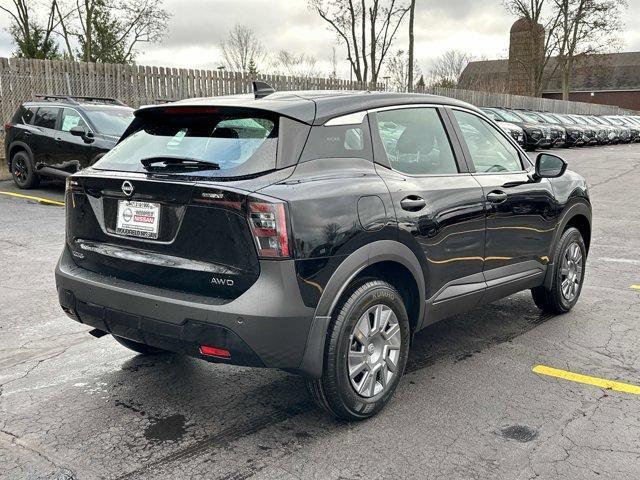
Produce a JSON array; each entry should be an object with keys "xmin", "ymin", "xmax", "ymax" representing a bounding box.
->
[{"xmin": 64, "ymin": 104, "xmax": 310, "ymax": 299}]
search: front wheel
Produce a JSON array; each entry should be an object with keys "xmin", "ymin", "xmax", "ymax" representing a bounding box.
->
[
  {"xmin": 532, "ymin": 227, "xmax": 586, "ymax": 314},
  {"xmin": 306, "ymin": 280, "xmax": 410, "ymax": 421}
]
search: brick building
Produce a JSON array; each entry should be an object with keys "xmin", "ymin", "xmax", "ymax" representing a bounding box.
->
[{"xmin": 458, "ymin": 20, "xmax": 640, "ymax": 111}]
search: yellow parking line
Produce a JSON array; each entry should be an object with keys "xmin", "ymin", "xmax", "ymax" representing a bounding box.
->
[
  {"xmin": 0, "ymin": 191, "xmax": 65, "ymax": 206},
  {"xmin": 533, "ymin": 365, "xmax": 640, "ymax": 395},
  {"xmin": 631, "ymin": 285, "xmax": 640, "ymax": 291}
]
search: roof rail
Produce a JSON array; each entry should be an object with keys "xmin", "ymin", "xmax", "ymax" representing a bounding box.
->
[
  {"xmin": 34, "ymin": 94, "xmax": 127, "ymax": 106},
  {"xmin": 253, "ymin": 81, "xmax": 275, "ymax": 99}
]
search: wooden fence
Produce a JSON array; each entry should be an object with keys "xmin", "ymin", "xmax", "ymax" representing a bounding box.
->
[{"xmin": 0, "ymin": 56, "xmax": 633, "ymax": 147}]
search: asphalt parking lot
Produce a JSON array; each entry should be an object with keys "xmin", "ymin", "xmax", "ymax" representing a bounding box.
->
[{"xmin": 1, "ymin": 144, "xmax": 640, "ymax": 480}]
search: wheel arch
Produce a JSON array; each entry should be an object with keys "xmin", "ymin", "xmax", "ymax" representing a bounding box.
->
[
  {"xmin": 7, "ymin": 141, "xmax": 34, "ymax": 168},
  {"xmin": 297, "ymin": 240, "xmax": 425, "ymax": 378},
  {"xmin": 543, "ymin": 200, "xmax": 592, "ymax": 289}
]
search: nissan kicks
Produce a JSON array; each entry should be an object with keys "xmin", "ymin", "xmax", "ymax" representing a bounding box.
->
[{"xmin": 55, "ymin": 85, "xmax": 591, "ymax": 420}]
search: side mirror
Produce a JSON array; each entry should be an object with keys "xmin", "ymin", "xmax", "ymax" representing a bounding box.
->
[
  {"xmin": 535, "ymin": 153, "xmax": 567, "ymax": 179},
  {"xmin": 69, "ymin": 126, "xmax": 86, "ymax": 137},
  {"xmin": 69, "ymin": 126, "xmax": 94, "ymax": 143}
]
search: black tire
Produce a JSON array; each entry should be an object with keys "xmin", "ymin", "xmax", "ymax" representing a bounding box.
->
[
  {"xmin": 11, "ymin": 150, "xmax": 39, "ymax": 189},
  {"xmin": 532, "ymin": 227, "xmax": 586, "ymax": 314},
  {"xmin": 306, "ymin": 280, "xmax": 410, "ymax": 421},
  {"xmin": 112, "ymin": 335, "xmax": 167, "ymax": 355}
]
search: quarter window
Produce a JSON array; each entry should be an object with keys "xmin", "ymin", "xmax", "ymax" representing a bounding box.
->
[
  {"xmin": 61, "ymin": 108, "xmax": 89, "ymax": 132},
  {"xmin": 33, "ymin": 107, "xmax": 59, "ymax": 129},
  {"xmin": 373, "ymin": 107, "xmax": 458, "ymax": 175},
  {"xmin": 300, "ymin": 121, "xmax": 371, "ymax": 162},
  {"xmin": 453, "ymin": 110, "xmax": 523, "ymax": 173}
]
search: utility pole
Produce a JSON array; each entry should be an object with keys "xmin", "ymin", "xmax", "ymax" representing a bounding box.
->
[{"xmin": 407, "ymin": 0, "xmax": 416, "ymax": 92}]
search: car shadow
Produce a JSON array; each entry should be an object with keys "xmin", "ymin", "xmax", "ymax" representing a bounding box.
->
[{"xmin": 71, "ymin": 292, "xmax": 556, "ymax": 476}]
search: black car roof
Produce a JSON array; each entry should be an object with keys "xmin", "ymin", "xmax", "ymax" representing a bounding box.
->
[{"xmin": 137, "ymin": 90, "xmax": 480, "ymax": 125}]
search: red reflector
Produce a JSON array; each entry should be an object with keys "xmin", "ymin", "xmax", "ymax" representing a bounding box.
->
[
  {"xmin": 3, "ymin": 122, "xmax": 13, "ymax": 131},
  {"xmin": 199, "ymin": 345, "xmax": 231, "ymax": 358}
]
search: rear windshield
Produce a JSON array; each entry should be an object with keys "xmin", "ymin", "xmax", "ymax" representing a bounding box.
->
[
  {"xmin": 93, "ymin": 109, "xmax": 279, "ymax": 177},
  {"xmin": 83, "ymin": 106, "xmax": 134, "ymax": 136}
]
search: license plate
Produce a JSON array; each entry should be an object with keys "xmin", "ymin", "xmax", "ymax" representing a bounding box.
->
[{"xmin": 116, "ymin": 200, "xmax": 160, "ymax": 239}]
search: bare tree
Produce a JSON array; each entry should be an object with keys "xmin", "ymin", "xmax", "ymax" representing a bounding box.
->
[
  {"xmin": 429, "ymin": 50, "xmax": 475, "ymax": 87},
  {"xmin": 272, "ymin": 50, "xmax": 320, "ymax": 78},
  {"xmin": 309, "ymin": 0, "xmax": 410, "ymax": 84},
  {"xmin": 407, "ymin": 0, "xmax": 415, "ymax": 91},
  {"xmin": 220, "ymin": 24, "xmax": 264, "ymax": 72},
  {"xmin": 49, "ymin": 0, "xmax": 169, "ymax": 63},
  {"xmin": 0, "ymin": 0, "xmax": 61, "ymax": 58},
  {"xmin": 553, "ymin": 0, "xmax": 624, "ymax": 100},
  {"xmin": 384, "ymin": 49, "xmax": 420, "ymax": 92}
]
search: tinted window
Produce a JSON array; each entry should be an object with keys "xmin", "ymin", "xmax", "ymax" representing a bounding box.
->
[
  {"xmin": 300, "ymin": 121, "xmax": 371, "ymax": 162},
  {"xmin": 94, "ymin": 110, "xmax": 279, "ymax": 178},
  {"xmin": 481, "ymin": 109, "xmax": 502, "ymax": 122},
  {"xmin": 373, "ymin": 108, "xmax": 458, "ymax": 175},
  {"xmin": 83, "ymin": 106, "xmax": 134, "ymax": 136},
  {"xmin": 60, "ymin": 108, "xmax": 89, "ymax": 132},
  {"xmin": 493, "ymin": 109, "xmax": 522, "ymax": 123},
  {"xmin": 33, "ymin": 107, "xmax": 59, "ymax": 129},
  {"xmin": 453, "ymin": 110, "xmax": 523, "ymax": 173},
  {"xmin": 11, "ymin": 105, "xmax": 36, "ymax": 125}
]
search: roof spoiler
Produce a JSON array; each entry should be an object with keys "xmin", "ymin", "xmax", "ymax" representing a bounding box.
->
[{"xmin": 253, "ymin": 81, "xmax": 275, "ymax": 99}]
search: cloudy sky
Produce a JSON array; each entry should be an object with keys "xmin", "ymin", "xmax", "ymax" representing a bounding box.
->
[{"xmin": 0, "ymin": 0, "xmax": 638, "ymax": 78}]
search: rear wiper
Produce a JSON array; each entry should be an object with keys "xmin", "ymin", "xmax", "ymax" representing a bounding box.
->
[{"xmin": 140, "ymin": 156, "xmax": 220, "ymax": 170}]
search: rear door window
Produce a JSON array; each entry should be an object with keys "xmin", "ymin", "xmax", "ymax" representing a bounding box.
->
[
  {"xmin": 94, "ymin": 108, "xmax": 280, "ymax": 178},
  {"xmin": 33, "ymin": 107, "xmax": 59, "ymax": 129},
  {"xmin": 372, "ymin": 107, "xmax": 459, "ymax": 175}
]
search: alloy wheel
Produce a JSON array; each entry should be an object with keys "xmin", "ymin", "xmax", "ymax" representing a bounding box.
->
[
  {"xmin": 348, "ymin": 304, "xmax": 402, "ymax": 398},
  {"xmin": 13, "ymin": 157, "xmax": 28, "ymax": 184},
  {"xmin": 560, "ymin": 241, "xmax": 583, "ymax": 302}
]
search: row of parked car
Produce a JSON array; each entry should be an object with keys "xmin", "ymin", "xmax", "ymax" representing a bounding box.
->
[{"xmin": 482, "ymin": 107, "xmax": 640, "ymax": 151}]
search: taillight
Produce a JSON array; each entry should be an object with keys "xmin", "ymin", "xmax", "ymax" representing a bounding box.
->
[
  {"xmin": 248, "ymin": 200, "xmax": 290, "ymax": 258},
  {"xmin": 3, "ymin": 122, "xmax": 12, "ymax": 131}
]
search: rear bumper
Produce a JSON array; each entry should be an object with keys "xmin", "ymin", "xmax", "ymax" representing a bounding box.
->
[{"xmin": 55, "ymin": 246, "xmax": 318, "ymax": 374}]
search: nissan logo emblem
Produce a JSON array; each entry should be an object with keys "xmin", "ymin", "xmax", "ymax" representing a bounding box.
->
[{"xmin": 121, "ymin": 181, "xmax": 134, "ymax": 196}]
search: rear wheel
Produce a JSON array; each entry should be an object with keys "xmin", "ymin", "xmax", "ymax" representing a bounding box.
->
[
  {"xmin": 306, "ymin": 280, "xmax": 410, "ymax": 421},
  {"xmin": 11, "ymin": 151, "xmax": 39, "ymax": 189},
  {"xmin": 112, "ymin": 335, "xmax": 167, "ymax": 355},
  {"xmin": 532, "ymin": 227, "xmax": 586, "ymax": 314}
]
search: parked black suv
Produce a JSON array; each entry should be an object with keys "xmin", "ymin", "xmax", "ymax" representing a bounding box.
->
[
  {"xmin": 5, "ymin": 95, "xmax": 134, "ymax": 188},
  {"xmin": 55, "ymin": 86, "xmax": 591, "ymax": 420},
  {"xmin": 480, "ymin": 107, "xmax": 554, "ymax": 150}
]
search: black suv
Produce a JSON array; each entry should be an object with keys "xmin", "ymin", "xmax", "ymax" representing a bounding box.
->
[
  {"xmin": 5, "ymin": 95, "xmax": 134, "ymax": 188},
  {"xmin": 480, "ymin": 107, "xmax": 554, "ymax": 151},
  {"xmin": 55, "ymin": 86, "xmax": 591, "ymax": 420}
]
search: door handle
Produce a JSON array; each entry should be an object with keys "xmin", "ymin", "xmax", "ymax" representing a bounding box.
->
[
  {"xmin": 486, "ymin": 190, "xmax": 508, "ymax": 204},
  {"xmin": 55, "ymin": 137, "xmax": 62, "ymax": 141},
  {"xmin": 400, "ymin": 196, "xmax": 426, "ymax": 212}
]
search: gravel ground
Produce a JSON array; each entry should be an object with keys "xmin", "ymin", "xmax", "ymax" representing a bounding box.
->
[{"xmin": 1, "ymin": 144, "xmax": 640, "ymax": 480}]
